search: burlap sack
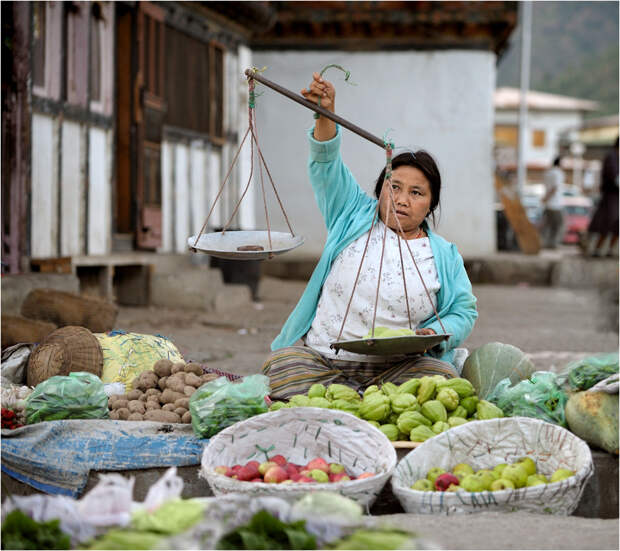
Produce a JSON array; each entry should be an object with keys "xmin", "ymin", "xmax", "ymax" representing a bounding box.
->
[
  {"xmin": 1, "ymin": 315, "xmax": 57, "ymax": 349},
  {"xmin": 27, "ymin": 326, "xmax": 103, "ymax": 387}
]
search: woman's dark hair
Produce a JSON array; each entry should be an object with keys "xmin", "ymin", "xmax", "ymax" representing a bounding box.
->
[{"xmin": 374, "ymin": 150, "xmax": 441, "ymax": 226}]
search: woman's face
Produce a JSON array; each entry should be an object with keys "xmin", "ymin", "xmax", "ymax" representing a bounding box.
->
[{"xmin": 378, "ymin": 165, "xmax": 432, "ymax": 239}]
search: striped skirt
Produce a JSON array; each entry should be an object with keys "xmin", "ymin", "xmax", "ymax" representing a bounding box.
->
[{"xmin": 262, "ymin": 345, "xmax": 459, "ymax": 400}]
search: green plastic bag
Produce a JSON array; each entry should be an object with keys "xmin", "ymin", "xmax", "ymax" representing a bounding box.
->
[
  {"xmin": 559, "ymin": 353, "xmax": 619, "ymax": 391},
  {"xmin": 25, "ymin": 372, "xmax": 109, "ymax": 424},
  {"xmin": 486, "ymin": 371, "xmax": 568, "ymax": 427},
  {"xmin": 189, "ymin": 374, "xmax": 269, "ymax": 438}
]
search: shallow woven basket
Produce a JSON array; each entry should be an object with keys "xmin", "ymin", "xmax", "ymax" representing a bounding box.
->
[
  {"xmin": 201, "ymin": 407, "xmax": 397, "ymax": 509},
  {"xmin": 391, "ymin": 416, "xmax": 593, "ymax": 515}
]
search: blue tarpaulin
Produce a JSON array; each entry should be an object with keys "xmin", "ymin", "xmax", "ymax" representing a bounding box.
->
[{"xmin": 1, "ymin": 420, "xmax": 209, "ymax": 498}]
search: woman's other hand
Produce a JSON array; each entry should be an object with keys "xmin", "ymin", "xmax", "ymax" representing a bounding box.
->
[
  {"xmin": 301, "ymin": 72, "xmax": 336, "ymax": 141},
  {"xmin": 415, "ymin": 328, "xmax": 437, "ymax": 336}
]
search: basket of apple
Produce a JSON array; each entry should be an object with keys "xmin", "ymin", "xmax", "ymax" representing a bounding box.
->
[
  {"xmin": 200, "ymin": 407, "xmax": 397, "ymax": 508},
  {"xmin": 391, "ymin": 416, "xmax": 593, "ymax": 515}
]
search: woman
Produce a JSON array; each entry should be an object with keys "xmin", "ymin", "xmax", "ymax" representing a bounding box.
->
[{"xmin": 262, "ymin": 72, "xmax": 477, "ymax": 399}]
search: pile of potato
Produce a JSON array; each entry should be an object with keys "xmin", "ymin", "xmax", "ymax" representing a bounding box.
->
[{"xmin": 108, "ymin": 359, "xmax": 218, "ymax": 423}]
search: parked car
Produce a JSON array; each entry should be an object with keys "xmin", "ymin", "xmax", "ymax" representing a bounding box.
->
[{"xmin": 562, "ymin": 196, "xmax": 593, "ymax": 244}]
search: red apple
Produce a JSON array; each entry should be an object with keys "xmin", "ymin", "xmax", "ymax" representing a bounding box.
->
[
  {"xmin": 250, "ymin": 478, "xmax": 263, "ymax": 482},
  {"xmin": 306, "ymin": 457, "xmax": 329, "ymax": 473},
  {"xmin": 289, "ymin": 472, "xmax": 302, "ymax": 482},
  {"xmin": 270, "ymin": 454, "xmax": 287, "ymax": 467},
  {"xmin": 329, "ymin": 472, "xmax": 351, "ymax": 483},
  {"xmin": 299, "ymin": 469, "xmax": 311, "ymax": 477},
  {"xmin": 214, "ymin": 466, "xmax": 228, "ymax": 475},
  {"xmin": 243, "ymin": 462, "xmax": 260, "ymax": 479},
  {"xmin": 246, "ymin": 460, "xmax": 260, "ymax": 470},
  {"xmin": 236, "ymin": 465, "xmax": 258, "ymax": 481},
  {"xmin": 259, "ymin": 461, "xmax": 277, "ymax": 475},
  {"xmin": 285, "ymin": 463, "xmax": 299, "ymax": 477},
  {"xmin": 264, "ymin": 465, "xmax": 288, "ymax": 483}
]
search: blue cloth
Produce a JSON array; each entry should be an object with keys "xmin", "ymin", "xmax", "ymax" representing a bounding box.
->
[
  {"xmin": 271, "ymin": 126, "xmax": 478, "ymax": 365},
  {"xmin": 1, "ymin": 420, "xmax": 208, "ymax": 497}
]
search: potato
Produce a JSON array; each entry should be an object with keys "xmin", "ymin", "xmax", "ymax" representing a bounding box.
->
[
  {"xmin": 110, "ymin": 410, "xmax": 120, "ymax": 420},
  {"xmin": 153, "ymin": 359, "xmax": 173, "ymax": 378},
  {"xmin": 128, "ymin": 400, "xmax": 146, "ymax": 414},
  {"xmin": 181, "ymin": 411, "xmax": 192, "ymax": 424},
  {"xmin": 116, "ymin": 408, "xmax": 130, "ymax": 420},
  {"xmin": 174, "ymin": 407, "xmax": 188, "ymax": 417},
  {"xmin": 158, "ymin": 376, "xmax": 168, "ymax": 391},
  {"xmin": 128, "ymin": 413, "xmax": 144, "ymax": 421},
  {"xmin": 165, "ymin": 374, "xmax": 186, "ymax": 394},
  {"xmin": 139, "ymin": 394, "xmax": 149, "ymax": 402},
  {"xmin": 126, "ymin": 389, "xmax": 143, "ymax": 401},
  {"xmin": 108, "ymin": 395, "xmax": 118, "ymax": 406},
  {"xmin": 183, "ymin": 385, "xmax": 196, "ymax": 397},
  {"xmin": 146, "ymin": 400, "xmax": 161, "ymax": 411},
  {"xmin": 113, "ymin": 399, "xmax": 129, "ymax": 411},
  {"xmin": 201, "ymin": 373, "xmax": 218, "ymax": 385},
  {"xmin": 144, "ymin": 410, "xmax": 181, "ymax": 423},
  {"xmin": 161, "ymin": 388, "xmax": 185, "ymax": 404},
  {"xmin": 145, "ymin": 388, "xmax": 162, "ymax": 400},
  {"xmin": 162, "ymin": 403, "xmax": 176, "ymax": 412},
  {"xmin": 184, "ymin": 362, "xmax": 203, "ymax": 376},
  {"xmin": 184, "ymin": 373, "xmax": 202, "ymax": 388},
  {"xmin": 171, "ymin": 362, "xmax": 186, "ymax": 374},
  {"xmin": 174, "ymin": 397, "xmax": 190, "ymax": 410},
  {"xmin": 136, "ymin": 371, "xmax": 158, "ymax": 391}
]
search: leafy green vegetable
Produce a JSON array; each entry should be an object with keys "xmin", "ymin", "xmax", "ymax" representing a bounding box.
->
[
  {"xmin": 328, "ymin": 528, "xmax": 414, "ymax": 550},
  {"xmin": 84, "ymin": 529, "xmax": 162, "ymax": 550},
  {"xmin": 130, "ymin": 498, "xmax": 207, "ymax": 534},
  {"xmin": 216, "ymin": 510, "xmax": 316, "ymax": 550},
  {"xmin": 1, "ymin": 509, "xmax": 70, "ymax": 550}
]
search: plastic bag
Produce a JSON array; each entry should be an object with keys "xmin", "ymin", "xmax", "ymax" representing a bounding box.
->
[
  {"xmin": 25, "ymin": 371, "xmax": 110, "ymax": 424},
  {"xmin": 558, "ymin": 353, "xmax": 619, "ymax": 391},
  {"xmin": 142, "ymin": 466, "xmax": 183, "ymax": 512},
  {"xmin": 77, "ymin": 473, "xmax": 135, "ymax": 527},
  {"xmin": 189, "ymin": 374, "xmax": 269, "ymax": 438},
  {"xmin": 486, "ymin": 371, "xmax": 568, "ymax": 427}
]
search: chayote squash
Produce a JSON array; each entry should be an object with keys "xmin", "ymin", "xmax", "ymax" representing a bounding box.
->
[
  {"xmin": 269, "ymin": 401, "xmax": 287, "ymax": 411},
  {"xmin": 449, "ymin": 405, "xmax": 468, "ymax": 419},
  {"xmin": 420, "ymin": 400, "xmax": 448, "ymax": 423},
  {"xmin": 331, "ymin": 399, "xmax": 360, "ymax": 415},
  {"xmin": 397, "ymin": 411, "xmax": 432, "ymax": 434},
  {"xmin": 390, "ymin": 393, "xmax": 419, "ymax": 414},
  {"xmin": 309, "ymin": 397, "xmax": 332, "ymax": 408},
  {"xmin": 326, "ymin": 383, "xmax": 361, "ymax": 402},
  {"xmin": 436, "ymin": 378, "xmax": 475, "ymax": 399},
  {"xmin": 416, "ymin": 377, "xmax": 436, "ymax": 404},
  {"xmin": 289, "ymin": 394, "xmax": 312, "ymax": 407},
  {"xmin": 460, "ymin": 396, "xmax": 479, "ymax": 416},
  {"xmin": 476, "ymin": 399, "xmax": 504, "ymax": 420},
  {"xmin": 366, "ymin": 420, "xmax": 381, "ymax": 429},
  {"xmin": 410, "ymin": 425, "xmax": 436, "ymax": 442},
  {"xmin": 307, "ymin": 383, "xmax": 327, "ymax": 399},
  {"xmin": 379, "ymin": 423, "xmax": 399, "ymax": 441},
  {"xmin": 381, "ymin": 382, "xmax": 399, "ymax": 396},
  {"xmin": 448, "ymin": 416, "xmax": 468, "ymax": 428},
  {"xmin": 363, "ymin": 385, "xmax": 380, "ymax": 398},
  {"xmin": 398, "ymin": 379, "xmax": 421, "ymax": 395},
  {"xmin": 432, "ymin": 421, "xmax": 450, "ymax": 434},
  {"xmin": 565, "ymin": 391, "xmax": 618, "ymax": 454},
  {"xmin": 436, "ymin": 388, "xmax": 459, "ymax": 411},
  {"xmin": 359, "ymin": 393, "xmax": 391, "ymax": 422},
  {"xmin": 462, "ymin": 342, "xmax": 535, "ymax": 399}
]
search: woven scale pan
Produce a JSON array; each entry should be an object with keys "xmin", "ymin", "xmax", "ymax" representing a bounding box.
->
[
  {"xmin": 391, "ymin": 416, "xmax": 593, "ymax": 515},
  {"xmin": 201, "ymin": 407, "xmax": 397, "ymax": 509}
]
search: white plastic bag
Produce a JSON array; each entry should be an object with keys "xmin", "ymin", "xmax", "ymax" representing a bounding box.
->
[
  {"xmin": 77, "ymin": 473, "xmax": 135, "ymax": 526},
  {"xmin": 142, "ymin": 466, "xmax": 184, "ymax": 512}
]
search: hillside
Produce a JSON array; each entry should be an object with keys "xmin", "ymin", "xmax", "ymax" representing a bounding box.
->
[{"xmin": 497, "ymin": 1, "xmax": 619, "ymax": 117}]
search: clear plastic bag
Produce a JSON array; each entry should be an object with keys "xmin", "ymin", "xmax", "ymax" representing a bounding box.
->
[
  {"xmin": 486, "ymin": 371, "xmax": 568, "ymax": 427},
  {"xmin": 558, "ymin": 353, "xmax": 619, "ymax": 391},
  {"xmin": 189, "ymin": 374, "xmax": 269, "ymax": 438},
  {"xmin": 24, "ymin": 371, "xmax": 109, "ymax": 424}
]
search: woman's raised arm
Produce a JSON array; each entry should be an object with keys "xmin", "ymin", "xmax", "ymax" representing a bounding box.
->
[{"xmin": 301, "ymin": 72, "xmax": 336, "ymax": 142}]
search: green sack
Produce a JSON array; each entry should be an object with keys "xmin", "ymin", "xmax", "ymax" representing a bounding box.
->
[
  {"xmin": 486, "ymin": 371, "xmax": 568, "ymax": 427},
  {"xmin": 559, "ymin": 353, "xmax": 619, "ymax": 391},
  {"xmin": 189, "ymin": 374, "xmax": 269, "ymax": 438},
  {"xmin": 25, "ymin": 372, "xmax": 109, "ymax": 424}
]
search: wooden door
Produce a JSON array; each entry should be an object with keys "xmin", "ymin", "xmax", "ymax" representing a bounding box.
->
[{"xmin": 135, "ymin": 2, "xmax": 165, "ymax": 249}]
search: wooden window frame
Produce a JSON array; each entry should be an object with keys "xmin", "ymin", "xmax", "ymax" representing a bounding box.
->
[
  {"xmin": 531, "ymin": 128, "xmax": 546, "ymax": 148},
  {"xmin": 209, "ymin": 41, "xmax": 225, "ymax": 144},
  {"xmin": 32, "ymin": 1, "xmax": 62, "ymax": 100}
]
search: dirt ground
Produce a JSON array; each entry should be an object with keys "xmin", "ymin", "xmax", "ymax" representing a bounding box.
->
[{"xmin": 116, "ymin": 276, "xmax": 619, "ymax": 377}]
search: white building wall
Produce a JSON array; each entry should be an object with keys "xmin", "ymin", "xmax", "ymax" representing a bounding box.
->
[
  {"xmin": 252, "ymin": 50, "xmax": 497, "ymax": 257},
  {"xmin": 495, "ymin": 109, "xmax": 584, "ymax": 167},
  {"xmin": 87, "ymin": 126, "xmax": 112, "ymax": 255},
  {"xmin": 60, "ymin": 120, "xmax": 86, "ymax": 256}
]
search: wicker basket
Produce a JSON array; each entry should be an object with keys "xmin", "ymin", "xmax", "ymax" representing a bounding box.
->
[
  {"xmin": 391, "ymin": 417, "xmax": 593, "ymax": 515},
  {"xmin": 200, "ymin": 407, "xmax": 397, "ymax": 509}
]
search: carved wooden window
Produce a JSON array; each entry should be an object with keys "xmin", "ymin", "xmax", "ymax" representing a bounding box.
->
[{"xmin": 32, "ymin": 2, "xmax": 46, "ymax": 88}]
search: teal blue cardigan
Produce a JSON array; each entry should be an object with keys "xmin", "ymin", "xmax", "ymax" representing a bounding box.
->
[{"xmin": 271, "ymin": 126, "xmax": 478, "ymax": 365}]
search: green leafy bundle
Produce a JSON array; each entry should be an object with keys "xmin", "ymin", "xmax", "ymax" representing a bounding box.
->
[{"xmin": 1, "ymin": 510, "xmax": 70, "ymax": 550}]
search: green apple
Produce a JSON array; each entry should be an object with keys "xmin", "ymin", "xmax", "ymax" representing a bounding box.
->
[
  {"xmin": 490, "ymin": 478, "xmax": 516, "ymax": 491},
  {"xmin": 550, "ymin": 468, "xmax": 574, "ymax": 483},
  {"xmin": 426, "ymin": 467, "xmax": 446, "ymax": 485},
  {"xmin": 526, "ymin": 474, "xmax": 547, "ymax": 487},
  {"xmin": 411, "ymin": 478, "xmax": 433, "ymax": 491},
  {"xmin": 461, "ymin": 474, "xmax": 487, "ymax": 492},
  {"xmin": 477, "ymin": 468, "xmax": 499, "ymax": 481},
  {"xmin": 493, "ymin": 463, "xmax": 508, "ymax": 477},
  {"xmin": 501, "ymin": 463, "xmax": 528, "ymax": 488},
  {"xmin": 452, "ymin": 463, "xmax": 475, "ymax": 478},
  {"xmin": 517, "ymin": 457, "xmax": 537, "ymax": 477}
]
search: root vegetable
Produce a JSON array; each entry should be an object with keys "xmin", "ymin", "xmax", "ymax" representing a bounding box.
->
[
  {"xmin": 113, "ymin": 399, "xmax": 129, "ymax": 410},
  {"xmin": 181, "ymin": 411, "xmax": 192, "ymax": 424},
  {"xmin": 116, "ymin": 408, "xmax": 130, "ymax": 420},
  {"xmin": 174, "ymin": 407, "xmax": 188, "ymax": 417},
  {"xmin": 165, "ymin": 375, "xmax": 186, "ymax": 394},
  {"xmin": 171, "ymin": 362, "xmax": 185, "ymax": 374},
  {"xmin": 139, "ymin": 394, "xmax": 149, "ymax": 402},
  {"xmin": 145, "ymin": 388, "xmax": 162, "ymax": 400},
  {"xmin": 136, "ymin": 371, "xmax": 159, "ymax": 391},
  {"xmin": 184, "ymin": 373, "xmax": 202, "ymax": 388},
  {"xmin": 146, "ymin": 401, "xmax": 161, "ymax": 411},
  {"xmin": 144, "ymin": 410, "xmax": 181, "ymax": 423},
  {"xmin": 162, "ymin": 404, "xmax": 176, "ymax": 412},
  {"xmin": 128, "ymin": 400, "xmax": 146, "ymax": 415},
  {"xmin": 174, "ymin": 397, "xmax": 190, "ymax": 410},
  {"xmin": 161, "ymin": 389, "xmax": 185, "ymax": 404},
  {"xmin": 110, "ymin": 410, "xmax": 120, "ymax": 420},
  {"xmin": 201, "ymin": 373, "xmax": 218, "ymax": 385},
  {"xmin": 128, "ymin": 413, "xmax": 144, "ymax": 421},
  {"xmin": 183, "ymin": 385, "xmax": 195, "ymax": 397},
  {"xmin": 126, "ymin": 390, "xmax": 142, "ymax": 401},
  {"xmin": 184, "ymin": 363, "xmax": 203, "ymax": 376},
  {"xmin": 153, "ymin": 359, "xmax": 173, "ymax": 378},
  {"xmin": 158, "ymin": 377, "xmax": 168, "ymax": 391}
]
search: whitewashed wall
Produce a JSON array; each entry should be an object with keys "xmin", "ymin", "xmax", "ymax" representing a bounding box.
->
[
  {"xmin": 495, "ymin": 109, "xmax": 583, "ymax": 167},
  {"xmin": 251, "ymin": 51, "xmax": 497, "ymax": 257},
  {"xmin": 60, "ymin": 120, "xmax": 86, "ymax": 256}
]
